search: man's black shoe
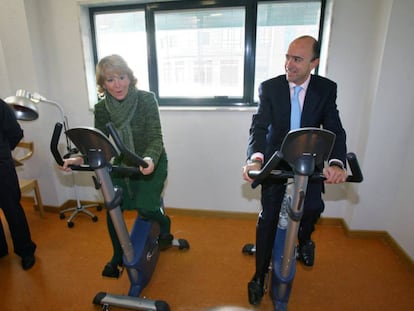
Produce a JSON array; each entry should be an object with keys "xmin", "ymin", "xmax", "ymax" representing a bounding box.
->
[
  {"xmin": 248, "ymin": 276, "xmax": 265, "ymax": 305},
  {"xmin": 298, "ymin": 240, "xmax": 315, "ymax": 267},
  {"xmin": 22, "ymin": 254, "xmax": 35, "ymax": 270},
  {"xmin": 102, "ymin": 262, "xmax": 123, "ymax": 278}
]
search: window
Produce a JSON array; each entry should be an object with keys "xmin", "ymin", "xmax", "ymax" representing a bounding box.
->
[
  {"xmin": 89, "ymin": 0, "xmax": 325, "ymax": 107},
  {"xmin": 93, "ymin": 10, "xmax": 150, "ymax": 91},
  {"xmin": 154, "ymin": 7, "xmax": 245, "ymax": 98},
  {"xmin": 254, "ymin": 1, "xmax": 322, "ymax": 101}
]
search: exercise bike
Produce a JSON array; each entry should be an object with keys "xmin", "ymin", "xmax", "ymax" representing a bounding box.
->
[
  {"xmin": 50, "ymin": 122, "xmax": 190, "ymax": 311},
  {"xmin": 243, "ymin": 127, "xmax": 363, "ymax": 311}
]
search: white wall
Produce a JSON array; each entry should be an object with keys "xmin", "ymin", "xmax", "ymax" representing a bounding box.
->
[
  {"xmin": 0, "ymin": 0, "xmax": 413, "ymax": 259},
  {"xmin": 348, "ymin": 0, "xmax": 414, "ymax": 258}
]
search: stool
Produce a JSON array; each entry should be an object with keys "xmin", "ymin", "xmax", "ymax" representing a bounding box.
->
[
  {"xmin": 13, "ymin": 141, "xmax": 45, "ymax": 218},
  {"xmin": 19, "ymin": 179, "xmax": 45, "ymax": 218}
]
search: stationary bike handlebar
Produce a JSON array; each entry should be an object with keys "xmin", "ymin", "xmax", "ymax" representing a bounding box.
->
[
  {"xmin": 50, "ymin": 122, "xmax": 148, "ymax": 174},
  {"xmin": 106, "ymin": 122, "xmax": 148, "ymax": 169},
  {"xmin": 50, "ymin": 122, "xmax": 88, "ymax": 170},
  {"xmin": 249, "ymin": 151, "xmax": 363, "ymax": 188}
]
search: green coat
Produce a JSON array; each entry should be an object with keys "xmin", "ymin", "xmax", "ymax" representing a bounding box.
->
[{"xmin": 93, "ymin": 90, "xmax": 167, "ymax": 213}]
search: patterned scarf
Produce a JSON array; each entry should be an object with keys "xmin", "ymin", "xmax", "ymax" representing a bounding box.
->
[{"xmin": 104, "ymin": 85, "xmax": 138, "ymax": 152}]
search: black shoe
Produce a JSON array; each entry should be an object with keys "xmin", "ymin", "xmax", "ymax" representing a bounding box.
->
[
  {"xmin": 102, "ymin": 262, "xmax": 123, "ymax": 278},
  {"xmin": 159, "ymin": 233, "xmax": 173, "ymax": 251},
  {"xmin": 22, "ymin": 254, "xmax": 35, "ymax": 270},
  {"xmin": 248, "ymin": 275, "xmax": 265, "ymax": 305},
  {"xmin": 298, "ymin": 240, "xmax": 315, "ymax": 267}
]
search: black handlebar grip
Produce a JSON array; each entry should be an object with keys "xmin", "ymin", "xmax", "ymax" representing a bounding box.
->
[
  {"xmin": 49, "ymin": 122, "xmax": 92, "ymax": 172},
  {"xmin": 247, "ymin": 151, "xmax": 363, "ymax": 185},
  {"xmin": 50, "ymin": 122, "xmax": 64, "ymax": 166},
  {"xmin": 346, "ymin": 152, "xmax": 363, "ymax": 183},
  {"xmin": 106, "ymin": 122, "xmax": 149, "ymax": 168},
  {"xmin": 112, "ymin": 166, "xmax": 141, "ymax": 176},
  {"xmin": 249, "ymin": 150, "xmax": 284, "ymax": 188}
]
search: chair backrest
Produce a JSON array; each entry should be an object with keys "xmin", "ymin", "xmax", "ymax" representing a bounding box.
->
[{"xmin": 13, "ymin": 141, "xmax": 34, "ymax": 166}]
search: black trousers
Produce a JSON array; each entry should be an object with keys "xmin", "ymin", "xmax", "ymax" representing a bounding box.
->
[
  {"xmin": 254, "ymin": 179, "xmax": 324, "ymax": 278},
  {"xmin": 0, "ymin": 160, "xmax": 36, "ymax": 258}
]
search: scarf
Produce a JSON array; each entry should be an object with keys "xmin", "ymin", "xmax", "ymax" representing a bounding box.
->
[
  {"xmin": 104, "ymin": 86, "xmax": 139, "ymax": 197},
  {"xmin": 104, "ymin": 85, "xmax": 138, "ymax": 152}
]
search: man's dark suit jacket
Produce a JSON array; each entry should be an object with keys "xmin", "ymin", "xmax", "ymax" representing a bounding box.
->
[{"xmin": 247, "ymin": 74, "xmax": 347, "ymax": 166}]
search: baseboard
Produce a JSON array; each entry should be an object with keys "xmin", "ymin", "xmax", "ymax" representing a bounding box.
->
[
  {"xmin": 165, "ymin": 206, "xmax": 258, "ymax": 219},
  {"xmin": 21, "ymin": 197, "xmax": 102, "ymax": 214}
]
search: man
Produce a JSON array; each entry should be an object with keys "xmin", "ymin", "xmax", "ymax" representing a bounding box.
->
[
  {"xmin": 0, "ymin": 98, "xmax": 37, "ymax": 270},
  {"xmin": 242, "ymin": 35, "xmax": 347, "ymax": 305}
]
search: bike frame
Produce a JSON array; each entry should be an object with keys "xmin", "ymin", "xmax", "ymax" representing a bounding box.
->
[{"xmin": 249, "ymin": 127, "xmax": 363, "ymax": 310}]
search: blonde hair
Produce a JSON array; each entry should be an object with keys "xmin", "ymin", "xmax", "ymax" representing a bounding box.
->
[{"xmin": 96, "ymin": 54, "xmax": 138, "ymax": 96}]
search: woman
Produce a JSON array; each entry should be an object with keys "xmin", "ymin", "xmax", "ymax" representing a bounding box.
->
[{"xmin": 62, "ymin": 54, "xmax": 172, "ymax": 278}]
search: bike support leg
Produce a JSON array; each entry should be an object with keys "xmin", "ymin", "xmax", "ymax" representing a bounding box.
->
[{"xmin": 271, "ymin": 175, "xmax": 308, "ymax": 310}]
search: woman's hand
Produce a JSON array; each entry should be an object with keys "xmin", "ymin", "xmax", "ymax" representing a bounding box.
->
[
  {"xmin": 59, "ymin": 156, "xmax": 84, "ymax": 172},
  {"xmin": 140, "ymin": 157, "xmax": 155, "ymax": 175}
]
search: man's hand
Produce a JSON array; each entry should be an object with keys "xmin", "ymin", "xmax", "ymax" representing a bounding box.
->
[
  {"xmin": 323, "ymin": 166, "xmax": 347, "ymax": 184},
  {"xmin": 242, "ymin": 161, "xmax": 262, "ymax": 183}
]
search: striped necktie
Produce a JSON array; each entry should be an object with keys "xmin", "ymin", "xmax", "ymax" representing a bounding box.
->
[{"xmin": 290, "ymin": 85, "xmax": 302, "ymax": 130}]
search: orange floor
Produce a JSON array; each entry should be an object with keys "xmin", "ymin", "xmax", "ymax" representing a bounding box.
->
[{"xmin": 0, "ymin": 200, "xmax": 413, "ymax": 311}]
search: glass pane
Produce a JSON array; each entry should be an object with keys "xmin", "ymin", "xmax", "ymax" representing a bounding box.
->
[
  {"xmin": 94, "ymin": 11, "xmax": 149, "ymax": 92},
  {"xmin": 254, "ymin": 1, "xmax": 321, "ymax": 102},
  {"xmin": 154, "ymin": 7, "xmax": 245, "ymax": 98}
]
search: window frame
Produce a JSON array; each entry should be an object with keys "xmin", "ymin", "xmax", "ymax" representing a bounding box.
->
[{"xmin": 89, "ymin": 0, "xmax": 326, "ymax": 107}]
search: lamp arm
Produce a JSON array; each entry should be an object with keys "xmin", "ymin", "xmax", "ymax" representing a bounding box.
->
[{"xmin": 33, "ymin": 95, "xmax": 74, "ymax": 155}]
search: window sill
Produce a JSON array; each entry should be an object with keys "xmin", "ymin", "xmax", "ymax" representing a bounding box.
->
[{"xmin": 159, "ymin": 106, "xmax": 257, "ymax": 112}]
